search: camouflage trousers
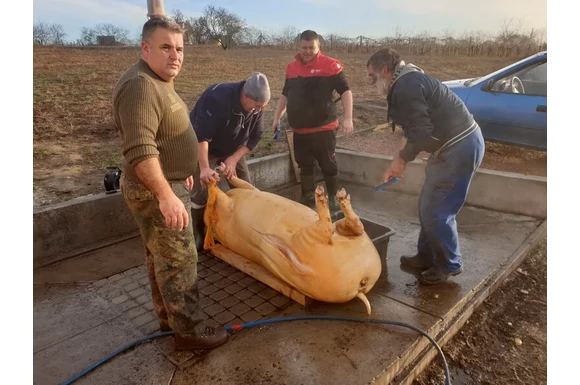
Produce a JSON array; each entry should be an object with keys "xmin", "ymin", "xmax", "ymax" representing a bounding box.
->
[{"xmin": 121, "ymin": 175, "xmax": 206, "ymax": 334}]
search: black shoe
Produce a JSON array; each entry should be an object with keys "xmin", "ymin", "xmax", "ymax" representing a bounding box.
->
[
  {"xmin": 323, "ymin": 175, "xmax": 340, "ymax": 212},
  {"xmin": 419, "ymin": 266, "xmax": 463, "ymax": 285},
  {"xmin": 400, "ymin": 254, "xmax": 432, "ymax": 270},
  {"xmin": 299, "ymin": 174, "xmax": 315, "ymax": 207},
  {"xmin": 174, "ymin": 326, "xmax": 229, "ymax": 350},
  {"xmin": 192, "ymin": 208, "xmax": 206, "ymax": 251}
]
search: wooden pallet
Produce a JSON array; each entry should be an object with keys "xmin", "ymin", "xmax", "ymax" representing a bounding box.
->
[{"xmin": 209, "ymin": 244, "xmax": 315, "ymax": 308}]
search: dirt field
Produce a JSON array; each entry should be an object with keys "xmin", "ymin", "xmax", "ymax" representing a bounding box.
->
[
  {"xmin": 33, "ymin": 46, "xmax": 547, "ymax": 384},
  {"xmin": 415, "ymin": 238, "xmax": 547, "ymax": 385},
  {"xmin": 33, "ymin": 45, "xmax": 523, "ymax": 206},
  {"xmin": 337, "ymin": 125, "xmax": 547, "ymax": 177}
]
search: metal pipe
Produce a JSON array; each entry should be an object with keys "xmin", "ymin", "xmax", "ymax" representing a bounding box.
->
[{"xmin": 146, "ymin": 0, "xmax": 165, "ymax": 19}]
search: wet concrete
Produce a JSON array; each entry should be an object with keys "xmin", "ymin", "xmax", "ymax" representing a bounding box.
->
[
  {"xmin": 33, "ymin": 182, "xmax": 544, "ymax": 385},
  {"xmin": 171, "ymin": 298, "xmax": 441, "ymax": 385},
  {"xmin": 33, "ymin": 235, "xmax": 143, "ymax": 285}
]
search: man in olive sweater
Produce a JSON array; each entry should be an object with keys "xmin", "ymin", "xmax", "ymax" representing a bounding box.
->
[{"xmin": 112, "ymin": 17, "xmax": 228, "ymax": 350}]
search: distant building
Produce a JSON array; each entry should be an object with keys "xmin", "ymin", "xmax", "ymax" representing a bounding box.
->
[{"xmin": 97, "ymin": 36, "xmax": 116, "ymax": 46}]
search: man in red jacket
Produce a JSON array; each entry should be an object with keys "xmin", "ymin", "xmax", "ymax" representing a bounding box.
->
[{"xmin": 272, "ymin": 30, "xmax": 354, "ymax": 211}]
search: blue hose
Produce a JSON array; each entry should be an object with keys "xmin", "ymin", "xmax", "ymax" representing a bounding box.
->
[{"xmin": 60, "ymin": 315, "xmax": 451, "ymax": 385}]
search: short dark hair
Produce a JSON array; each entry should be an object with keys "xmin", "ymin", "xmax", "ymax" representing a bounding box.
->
[
  {"xmin": 299, "ymin": 30, "xmax": 319, "ymax": 42},
  {"xmin": 367, "ymin": 48, "xmax": 402, "ymax": 73},
  {"xmin": 141, "ymin": 16, "xmax": 184, "ymax": 41}
]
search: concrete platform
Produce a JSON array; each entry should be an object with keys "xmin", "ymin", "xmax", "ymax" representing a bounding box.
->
[{"xmin": 33, "ymin": 182, "xmax": 545, "ymax": 385}]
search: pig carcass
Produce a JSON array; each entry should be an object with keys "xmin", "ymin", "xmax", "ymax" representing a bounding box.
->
[{"xmin": 202, "ymin": 170, "xmax": 382, "ymax": 315}]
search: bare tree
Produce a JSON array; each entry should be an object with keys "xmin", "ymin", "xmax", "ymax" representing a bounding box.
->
[
  {"xmin": 198, "ymin": 5, "xmax": 246, "ymax": 49},
  {"xmin": 239, "ymin": 26, "xmax": 265, "ymax": 46},
  {"xmin": 33, "ymin": 22, "xmax": 51, "ymax": 45},
  {"xmin": 33, "ymin": 22, "xmax": 67, "ymax": 45},
  {"xmin": 171, "ymin": 9, "xmax": 186, "ymax": 24},
  {"xmin": 79, "ymin": 27, "xmax": 96, "ymax": 46},
  {"xmin": 49, "ymin": 24, "xmax": 67, "ymax": 45},
  {"xmin": 496, "ymin": 18, "xmax": 524, "ymax": 45},
  {"xmin": 79, "ymin": 23, "xmax": 131, "ymax": 45},
  {"xmin": 275, "ymin": 25, "xmax": 299, "ymax": 48}
]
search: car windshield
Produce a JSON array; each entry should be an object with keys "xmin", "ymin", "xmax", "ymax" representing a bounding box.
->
[{"xmin": 466, "ymin": 52, "xmax": 546, "ymax": 86}]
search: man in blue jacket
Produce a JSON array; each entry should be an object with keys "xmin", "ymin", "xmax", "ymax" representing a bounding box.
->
[
  {"xmin": 189, "ymin": 72, "xmax": 270, "ymax": 250},
  {"xmin": 366, "ymin": 48, "xmax": 485, "ymax": 285}
]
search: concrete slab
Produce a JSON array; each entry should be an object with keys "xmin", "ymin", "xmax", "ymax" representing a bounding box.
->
[
  {"xmin": 34, "ymin": 316, "xmax": 175, "ymax": 385},
  {"xmin": 345, "ymin": 186, "xmax": 541, "ymax": 322},
  {"xmin": 33, "ymin": 284, "xmax": 123, "ymax": 352},
  {"xmin": 32, "ymin": 182, "xmax": 544, "ymax": 385},
  {"xmin": 172, "ymin": 295, "xmax": 442, "ymax": 385},
  {"xmin": 33, "ymin": 235, "xmax": 143, "ymax": 284}
]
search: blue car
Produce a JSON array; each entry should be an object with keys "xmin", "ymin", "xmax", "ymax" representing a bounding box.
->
[{"xmin": 443, "ymin": 51, "xmax": 547, "ymax": 150}]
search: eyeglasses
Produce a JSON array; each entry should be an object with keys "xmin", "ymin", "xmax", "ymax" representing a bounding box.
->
[{"xmin": 251, "ymin": 101, "xmax": 268, "ymax": 111}]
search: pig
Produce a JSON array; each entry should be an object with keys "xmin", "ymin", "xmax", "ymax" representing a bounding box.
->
[{"xmin": 202, "ymin": 166, "xmax": 382, "ymax": 315}]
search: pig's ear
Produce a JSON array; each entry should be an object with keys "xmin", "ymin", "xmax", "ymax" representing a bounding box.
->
[{"xmin": 257, "ymin": 231, "xmax": 314, "ymax": 275}]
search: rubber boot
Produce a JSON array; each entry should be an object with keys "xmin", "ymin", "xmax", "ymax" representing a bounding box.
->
[
  {"xmin": 324, "ymin": 175, "xmax": 340, "ymax": 212},
  {"xmin": 192, "ymin": 208, "xmax": 206, "ymax": 251},
  {"xmin": 299, "ymin": 174, "xmax": 315, "ymax": 207}
]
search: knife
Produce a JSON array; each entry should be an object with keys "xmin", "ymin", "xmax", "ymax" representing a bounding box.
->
[{"xmin": 373, "ymin": 177, "xmax": 400, "ymax": 192}]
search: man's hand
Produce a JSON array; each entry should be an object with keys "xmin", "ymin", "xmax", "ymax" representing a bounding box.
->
[
  {"xmin": 200, "ymin": 167, "xmax": 220, "ymax": 185},
  {"xmin": 272, "ymin": 119, "xmax": 281, "ymax": 133},
  {"xmin": 341, "ymin": 118, "xmax": 354, "ymax": 136},
  {"xmin": 185, "ymin": 175, "xmax": 194, "ymax": 190},
  {"xmin": 223, "ymin": 156, "xmax": 239, "ymax": 179},
  {"xmin": 382, "ymin": 155, "xmax": 407, "ymax": 183},
  {"xmin": 158, "ymin": 193, "xmax": 189, "ymax": 231}
]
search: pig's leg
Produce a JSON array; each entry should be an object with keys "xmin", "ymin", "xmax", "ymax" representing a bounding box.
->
[
  {"xmin": 226, "ymin": 175, "xmax": 257, "ymax": 191},
  {"xmin": 216, "ymin": 162, "xmax": 258, "ymax": 191},
  {"xmin": 312, "ymin": 185, "xmax": 335, "ymax": 241},
  {"xmin": 203, "ymin": 183, "xmax": 234, "ymax": 249},
  {"xmin": 292, "ymin": 185, "xmax": 334, "ymax": 244},
  {"xmin": 335, "ymin": 188, "xmax": 364, "ymax": 237}
]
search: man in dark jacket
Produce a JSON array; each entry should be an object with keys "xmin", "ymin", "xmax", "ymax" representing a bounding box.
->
[
  {"xmin": 272, "ymin": 30, "xmax": 354, "ymax": 211},
  {"xmin": 367, "ymin": 48, "xmax": 485, "ymax": 285},
  {"xmin": 189, "ymin": 72, "xmax": 270, "ymax": 250}
]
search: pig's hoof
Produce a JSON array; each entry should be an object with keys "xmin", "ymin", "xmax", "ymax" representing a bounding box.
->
[{"xmin": 315, "ymin": 185, "xmax": 325, "ymax": 197}]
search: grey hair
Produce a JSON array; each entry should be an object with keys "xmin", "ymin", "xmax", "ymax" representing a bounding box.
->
[
  {"xmin": 141, "ymin": 16, "xmax": 184, "ymax": 42},
  {"xmin": 367, "ymin": 48, "xmax": 402, "ymax": 73}
]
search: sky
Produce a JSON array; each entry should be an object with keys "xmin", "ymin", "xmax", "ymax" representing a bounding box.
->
[{"xmin": 32, "ymin": 0, "xmax": 547, "ymax": 43}]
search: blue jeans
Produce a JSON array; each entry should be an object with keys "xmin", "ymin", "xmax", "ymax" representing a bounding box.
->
[{"xmin": 415, "ymin": 126, "xmax": 485, "ymax": 272}]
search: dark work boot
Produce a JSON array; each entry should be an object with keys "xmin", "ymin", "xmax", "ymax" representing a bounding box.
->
[
  {"xmin": 192, "ymin": 208, "xmax": 206, "ymax": 251},
  {"xmin": 299, "ymin": 174, "xmax": 315, "ymax": 207},
  {"xmin": 400, "ymin": 254, "xmax": 432, "ymax": 270},
  {"xmin": 324, "ymin": 175, "xmax": 340, "ymax": 212},
  {"xmin": 174, "ymin": 326, "xmax": 229, "ymax": 350},
  {"xmin": 419, "ymin": 266, "xmax": 463, "ymax": 285}
]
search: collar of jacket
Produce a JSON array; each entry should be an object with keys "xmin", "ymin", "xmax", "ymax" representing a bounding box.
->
[
  {"xmin": 294, "ymin": 51, "xmax": 322, "ymax": 66},
  {"xmin": 385, "ymin": 60, "xmax": 425, "ymax": 131}
]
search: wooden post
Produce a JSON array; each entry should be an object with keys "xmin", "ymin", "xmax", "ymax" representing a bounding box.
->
[{"xmin": 284, "ymin": 128, "xmax": 301, "ymax": 183}]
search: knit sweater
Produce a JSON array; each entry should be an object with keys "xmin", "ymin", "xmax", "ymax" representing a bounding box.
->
[{"xmin": 112, "ymin": 59, "xmax": 198, "ymax": 182}]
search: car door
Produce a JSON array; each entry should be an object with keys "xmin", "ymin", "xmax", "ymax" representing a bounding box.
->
[{"xmin": 466, "ymin": 58, "xmax": 547, "ymax": 150}]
